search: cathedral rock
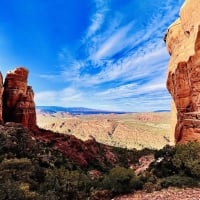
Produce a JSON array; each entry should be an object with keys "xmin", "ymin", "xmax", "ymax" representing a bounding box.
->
[
  {"xmin": 2, "ymin": 67, "xmax": 36, "ymax": 129},
  {"xmin": 165, "ymin": 0, "xmax": 200, "ymax": 143},
  {"xmin": 0, "ymin": 72, "xmax": 3, "ymax": 124}
]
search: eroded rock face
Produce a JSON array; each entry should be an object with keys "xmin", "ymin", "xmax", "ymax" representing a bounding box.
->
[
  {"xmin": 165, "ymin": 0, "xmax": 200, "ymax": 143},
  {"xmin": 0, "ymin": 72, "xmax": 3, "ymax": 124},
  {"xmin": 3, "ymin": 67, "xmax": 36, "ymax": 129}
]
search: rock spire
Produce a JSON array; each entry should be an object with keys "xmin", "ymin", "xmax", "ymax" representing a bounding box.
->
[
  {"xmin": 0, "ymin": 72, "xmax": 3, "ymax": 124},
  {"xmin": 165, "ymin": 0, "xmax": 200, "ymax": 143},
  {"xmin": 1, "ymin": 67, "xmax": 36, "ymax": 129}
]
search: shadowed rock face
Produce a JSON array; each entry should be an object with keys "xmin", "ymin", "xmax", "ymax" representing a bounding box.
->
[
  {"xmin": 2, "ymin": 67, "xmax": 36, "ymax": 129},
  {"xmin": 165, "ymin": 0, "xmax": 200, "ymax": 143},
  {"xmin": 0, "ymin": 72, "xmax": 3, "ymax": 124}
]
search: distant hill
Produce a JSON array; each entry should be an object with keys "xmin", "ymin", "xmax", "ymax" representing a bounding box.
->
[
  {"xmin": 154, "ymin": 110, "xmax": 170, "ymax": 113},
  {"xmin": 36, "ymin": 106, "xmax": 127, "ymax": 115},
  {"xmin": 37, "ymin": 111, "xmax": 171, "ymax": 149}
]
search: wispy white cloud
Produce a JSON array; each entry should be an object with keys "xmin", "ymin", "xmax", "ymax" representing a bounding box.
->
[
  {"xmin": 84, "ymin": 0, "xmax": 108, "ymax": 40},
  {"xmin": 37, "ymin": 0, "xmax": 184, "ymax": 111},
  {"xmin": 92, "ymin": 22, "xmax": 134, "ymax": 60},
  {"xmin": 96, "ymin": 76, "xmax": 167, "ymax": 101},
  {"xmin": 64, "ymin": 44, "xmax": 169, "ymax": 87},
  {"xmin": 59, "ymin": 0, "xmax": 177, "ymax": 86},
  {"xmin": 35, "ymin": 87, "xmax": 83, "ymax": 106}
]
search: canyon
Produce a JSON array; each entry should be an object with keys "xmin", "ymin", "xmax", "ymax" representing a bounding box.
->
[
  {"xmin": 0, "ymin": 67, "xmax": 171, "ymax": 150},
  {"xmin": 2, "ymin": 1, "xmax": 200, "ymax": 148},
  {"xmin": 1, "ymin": 0, "xmax": 200, "ymax": 199},
  {"xmin": 37, "ymin": 111, "xmax": 171, "ymax": 149}
]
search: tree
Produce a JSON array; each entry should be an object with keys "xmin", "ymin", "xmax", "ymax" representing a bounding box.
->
[
  {"xmin": 104, "ymin": 167, "xmax": 136, "ymax": 194},
  {"xmin": 172, "ymin": 141, "xmax": 200, "ymax": 177}
]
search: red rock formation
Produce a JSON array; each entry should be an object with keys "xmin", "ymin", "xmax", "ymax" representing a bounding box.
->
[
  {"xmin": 0, "ymin": 72, "xmax": 3, "ymax": 124},
  {"xmin": 33, "ymin": 128, "xmax": 118, "ymax": 167},
  {"xmin": 165, "ymin": 0, "xmax": 200, "ymax": 143},
  {"xmin": 3, "ymin": 67, "xmax": 36, "ymax": 129}
]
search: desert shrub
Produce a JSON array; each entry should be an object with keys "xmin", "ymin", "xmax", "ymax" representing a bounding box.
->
[
  {"xmin": 154, "ymin": 145, "xmax": 175, "ymax": 160},
  {"xmin": 0, "ymin": 158, "xmax": 36, "ymax": 183},
  {"xmin": 172, "ymin": 141, "xmax": 200, "ymax": 177},
  {"xmin": 150, "ymin": 142, "xmax": 200, "ymax": 178},
  {"xmin": 150, "ymin": 160, "xmax": 177, "ymax": 178},
  {"xmin": 141, "ymin": 171, "xmax": 157, "ymax": 184},
  {"xmin": 30, "ymin": 164, "xmax": 45, "ymax": 185},
  {"xmin": 90, "ymin": 190, "xmax": 112, "ymax": 200},
  {"xmin": 160, "ymin": 175, "xmax": 198, "ymax": 188},
  {"xmin": 149, "ymin": 145, "xmax": 177, "ymax": 178},
  {"xmin": 0, "ymin": 158, "xmax": 32, "ymax": 170},
  {"xmin": 130, "ymin": 175, "xmax": 144, "ymax": 190},
  {"xmin": 102, "ymin": 167, "xmax": 139, "ymax": 195},
  {"xmin": 112, "ymin": 148, "xmax": 129, "ymax": 167},
  {"xmin": 0, "ymin": 180, "xmax": 25, "ymax": 200},
  {"xmin": 0, "ymin": 158, "xmax": 42, "ymax": 199},
  {"xmin": 112, "ymin": 147, "xmax": 155, "ymax": 168},
  {"xmin": 139, "ymin": 171, "xmax": 161, "ymax": 192},
  {"xmin": 143, "ymin": 182, "xmax": 155, "ymax": 193},
  {"xmin": 144, "ymin": 142, "xmax": 200, "ymax": 190},
  {"xmin": 39, "ymin": 168, "xmax": 91, "ymax": 199},
  {"xmin": 18, "ymin": 182, "xmax": 39, "ymax": 199},
  {"xmin": 143, "ymin": 181, "xmax": 161, "ymax": 193}
]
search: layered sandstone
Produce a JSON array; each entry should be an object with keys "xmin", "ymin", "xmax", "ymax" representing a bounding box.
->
[
  {"xmin": 165, "ymin": 0, "xmax": 200, "ymax": 143},
  {"xmin": 0, "ymin": 72, "xmax": 3, "ymax": 124},
  {"xmin": 2, "ymin": 67, "xmax": 36, "ymax": 129}
]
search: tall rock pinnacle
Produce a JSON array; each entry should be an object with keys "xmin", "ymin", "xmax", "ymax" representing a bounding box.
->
[
  {"xmin": 2, "ymin": 67, "xmax": 36, "ymax": 129},
  {"xmin": 165, "ymin": 0, "xmax": 200, "ymax": 143},
  {"xmin": 0, "ymin": 72, "xmax": 3, "ymax": 124}
]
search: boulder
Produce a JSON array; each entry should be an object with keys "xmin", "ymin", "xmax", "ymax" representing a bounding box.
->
[
  {"xmin": 3, "ymin": 67, "xmax": 36, "ymax": 129},
  {"xmin": 165, "ymin": 0, "xmax": 200, "ymax": 143}
]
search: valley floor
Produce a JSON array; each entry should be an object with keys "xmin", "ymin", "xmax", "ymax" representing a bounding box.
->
[
  {"xmin": 37, "ymin": 112, "xmax": 171, "ymax": 149},
  {"xmin": 114, "ymin": 187, "xmax": 200, "ymax": 200}
]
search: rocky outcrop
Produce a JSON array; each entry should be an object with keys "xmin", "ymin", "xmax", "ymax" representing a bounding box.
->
[
  {"xmin": 2, "ymin": 67, "xmax": 36, "ymax": 129},
  {"xmin": 165, "ymin": 0, "xmax": 200, "ymax": 143},
  {"xmin": 0, "ymin": 72, "xmax": 3, "ymax": 124}
]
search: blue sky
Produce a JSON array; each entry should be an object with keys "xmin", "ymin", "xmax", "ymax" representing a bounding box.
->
[{"xmin": 0, "ymin": 0, "xmax": 184, "ymax": 112}]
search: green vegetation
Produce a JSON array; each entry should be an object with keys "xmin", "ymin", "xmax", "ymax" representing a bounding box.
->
[
  {"xmin": 0, "ymin": 157, "xmax": 143, "ymax": 199},
  {"xmin": 148, "ymin": 141, "xmax": 200, "ymax": 190},
  {"xmin": 0, "ymin": 125, "xmax": 154, "ymax": 199},
  {"xmin": 1, "ymin": 125, "xmax": 200, "ymax": 199},
  {"xmin": 160, "ymin": 175, "xmax": 198, "ymax": 188},
  {"xmin": 172, "ymin": 142, "xmax": 200, "ymax": 177},
  {"xmin": 101, "ymin": 167, "xmax": 142, "ymax": 195}
]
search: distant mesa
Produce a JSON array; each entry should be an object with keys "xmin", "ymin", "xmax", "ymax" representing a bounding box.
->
[
  {"xmin": 36, "ymin": 106, "xmax": 127, "ymax": 115},
  {"xmin": 153, "ymin": 110, "xmax": 170, "ymax": 113},
  {"xmin": 165, "ymin": 0, "xmax": 200, "ymax": 143},
  {"xmin": 0, "ymin": 67, "xmax": 36, "ymax": 130}
]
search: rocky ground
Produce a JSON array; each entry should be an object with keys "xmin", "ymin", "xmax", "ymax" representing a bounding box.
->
[{"xmin": 114, "ymin": 187, "xmax": 200, "ymax": 200}]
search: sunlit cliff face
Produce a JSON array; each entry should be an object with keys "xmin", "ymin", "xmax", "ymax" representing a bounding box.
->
[
  {"xmin": 165, "ymin": 0, "xmax": 200, "ymax": 143},
  {"xmin": 1, "ymin": 67, "xmax": 36, "ymax": 129}
]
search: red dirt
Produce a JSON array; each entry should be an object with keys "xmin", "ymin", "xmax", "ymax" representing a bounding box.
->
[{"xmin": 114, "ymin": 187, "xmax": 200, "ymax": 200}]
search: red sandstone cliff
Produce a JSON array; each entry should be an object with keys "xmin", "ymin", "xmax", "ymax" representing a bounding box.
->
[
  {"xmin": 165, "ymin": 0, "xmax": 200, "ymax": 143},
  {"xmin": 2, "ymin": 67, "xmax": 36, "ymax": 129},
  {"xmin": 0, "ymin": 72, "xmax": 3, "ymax": 124}
]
